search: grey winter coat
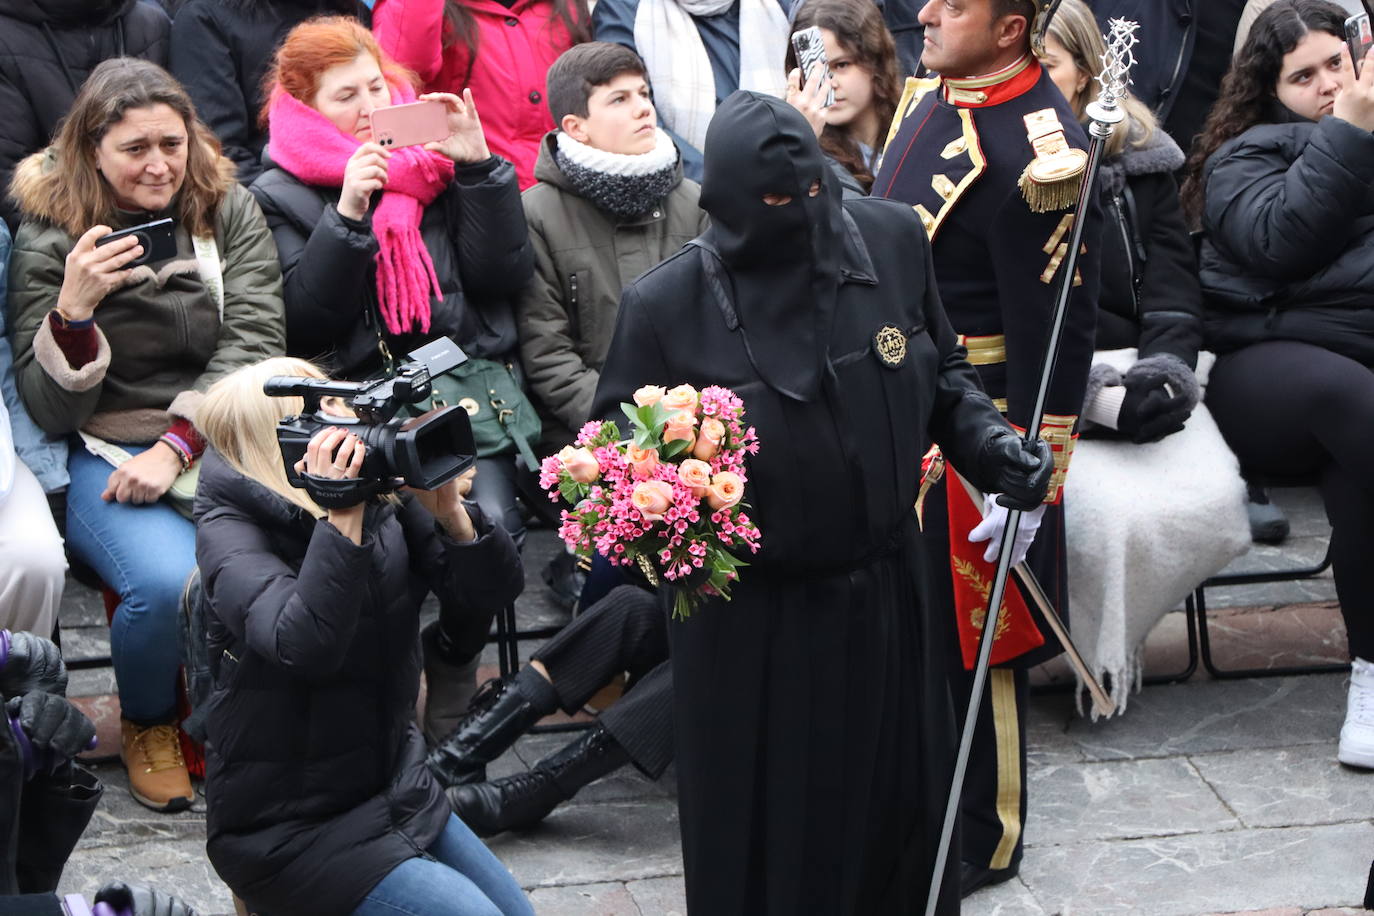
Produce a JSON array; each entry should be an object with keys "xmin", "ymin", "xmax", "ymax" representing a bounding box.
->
[
  {"xmin": 1199, "ymin": 116, "xmax": 1374, "ymax": 365},
  {"xmin": 0, "ymin": 0, "xmax": 169, "ymax": 233},
  {"xmin": 8, "ymin": 156, "xmax": 285, "ymax": 443},
  {"xmin": 516, "ymin": 132, "xmax": 707, "ymax": 446}
]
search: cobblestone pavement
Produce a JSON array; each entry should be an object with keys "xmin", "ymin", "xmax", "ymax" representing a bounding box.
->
[{"xmin": 52, "ymin": 488, "xmax": 1374, "ymax": 915}]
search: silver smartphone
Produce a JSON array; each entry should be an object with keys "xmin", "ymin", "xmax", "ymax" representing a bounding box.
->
[{"xmin": 791, "ymin": 26, "xmax": 835, "ymax": 108}]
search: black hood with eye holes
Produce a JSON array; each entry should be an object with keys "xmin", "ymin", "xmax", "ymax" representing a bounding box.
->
[{"xmin": 699, "ymin": 91, "xmax": 843, "ymax": 403}]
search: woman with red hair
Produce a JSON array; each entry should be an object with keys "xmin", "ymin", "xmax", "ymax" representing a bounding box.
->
[
  {"xmin": 372, "ymin": 0, "xmax": 589, "ymax": 189},
  {"xmin": 249, "ymin": 15, "xmax": 534, "ymax": 747}
]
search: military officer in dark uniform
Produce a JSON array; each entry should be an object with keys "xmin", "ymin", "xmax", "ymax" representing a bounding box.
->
[{"xmin": 873, "ymin": 0, "xmax": 1102, "ymax": 897}]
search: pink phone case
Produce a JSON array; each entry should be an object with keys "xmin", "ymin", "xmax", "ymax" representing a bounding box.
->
[{"xmin": 370, "ymin": 101, "xmax": 449, "ymax": 150}]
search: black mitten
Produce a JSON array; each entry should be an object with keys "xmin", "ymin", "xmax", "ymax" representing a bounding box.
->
[
  {"xmin": 1117, "ymin": 354, "xmax": 1199, "ymax": 444},
  {"xmin": 980, "ymin": 428, "xmax": 1053, "ymax": 510},
  {"xmin": 6, "ymin": 693, "xmax": 95, "ymax": 762},
  {"xmin": 0, "ymin": 631, "xmax": 68, "ymax": 699},
  {"xmin": 94, "ymin": 882, "xmax": 200, "ymax": 916}
]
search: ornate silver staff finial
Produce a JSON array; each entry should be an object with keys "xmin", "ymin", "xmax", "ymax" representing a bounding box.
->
[{"xmin": 1084, "ymin": 18, "xmax": 1139, "ymax": 138}]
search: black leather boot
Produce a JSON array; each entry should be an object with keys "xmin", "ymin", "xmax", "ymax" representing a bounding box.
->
[
  {"xmin": 447, "ymin": 724, "xmax": 630, "ymax": 836},
  {"xmin": 425, "ymin": 675, "xmax": 546, "ymax": 789}
]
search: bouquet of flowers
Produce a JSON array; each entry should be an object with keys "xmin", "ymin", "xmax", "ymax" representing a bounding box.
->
[{"xmin": 540, "ymin": 384, "xmax": 762, "ymax": 620}]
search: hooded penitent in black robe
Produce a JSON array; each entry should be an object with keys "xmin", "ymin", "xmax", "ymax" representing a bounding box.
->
[{"xmin": 590, "ymin": 91, "xmax": 1025, "ymax": 916}]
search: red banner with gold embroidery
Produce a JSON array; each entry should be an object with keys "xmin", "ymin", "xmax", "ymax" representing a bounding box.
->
[{"xmin": 946, "ymin": 467, "xmax": 1045, "ymax": 669}]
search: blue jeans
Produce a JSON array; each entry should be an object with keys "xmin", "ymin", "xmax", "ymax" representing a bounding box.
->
[
  {"xmin": 352, "ymin": 815, "xmax": 534, "ymax": 916},
  {"xmin": 66, "ymin": 443, "xmax": 195, "ymax": 723}
]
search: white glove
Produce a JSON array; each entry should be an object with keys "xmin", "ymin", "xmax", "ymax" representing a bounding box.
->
[{"xmin": 968, "ymin": 495, "xmax": 1046, "ymax": 566}]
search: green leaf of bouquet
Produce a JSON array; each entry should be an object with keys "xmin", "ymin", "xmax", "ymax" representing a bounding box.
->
[
  {"xmin": 620, "ymin": 402, "xmax": 641, "ymax": 427},
  {"xmin": 661, "ymin": 438, "xmax": 691, "ymax": 458},
  {"xmin": 558, "ymin": 479, "xmax": 582, "ymax": 505}
]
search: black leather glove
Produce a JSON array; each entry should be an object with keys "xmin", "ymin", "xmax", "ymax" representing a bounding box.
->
[
  {"xmin": 981, "ymin": 428, "xmax": 1053, "ymax": 511},
  {"xmin": 94, "ymin": 882, "xmax": 199, "ymax": 916},
  {"xmin": 0, "ymin": 631, "xmax": 68, "ymax": 699},
  {"xmin": 6, "ymin": 693, "xmax": 95, "ymax": 762},
  {"xmin": 1116, "ymin": 354, "xmax": 1198, "ymax": 444}
]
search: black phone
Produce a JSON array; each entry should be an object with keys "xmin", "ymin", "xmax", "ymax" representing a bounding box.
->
[
  {"xmin": 791, "ymin": 26, "xmax": 835, "ymax": 108},
  {"xmin": 1347, "ymin": 12, "xmax": 1372, "ymax": 78},
  {"xmin": 95, "ymin": 217, "xmax": 177, "ymax": 267}
]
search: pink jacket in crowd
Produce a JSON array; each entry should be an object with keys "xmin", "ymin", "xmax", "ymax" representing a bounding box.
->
[{"xmin": 372, "ymin": 0, "xmax": 579, "ymax": 189}]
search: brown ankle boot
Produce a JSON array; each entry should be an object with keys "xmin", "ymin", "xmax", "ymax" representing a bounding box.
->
[{"xmin": 120, "ymin": 719, "xmax": 193, "ymax": 812}]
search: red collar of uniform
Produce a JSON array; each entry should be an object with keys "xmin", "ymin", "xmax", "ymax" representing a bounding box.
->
[{"xmin": 941, "ymin": 55, "xmax": 1041, "ymax": 108}]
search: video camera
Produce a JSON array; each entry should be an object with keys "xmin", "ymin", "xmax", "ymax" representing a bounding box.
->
[{"xmin": 263, "ymin": 337, "xmax": 476, "ymax": 508}]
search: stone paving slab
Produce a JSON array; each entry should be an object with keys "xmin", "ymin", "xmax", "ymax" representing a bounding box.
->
[
  {"xmin": 1017, "ymin": 822, "xmax": 1374, "ymax": 915},
  {"xmin": 488, "ymin": 798, "xmax": 682, "ymax": 890},
  {"xmin": 528, "ymin": 881, "xmax": 642, "ymax": 914},
  {"xmin": 59, "ymin": 835, "xmax": 235, "ymax": 916},
  {"xmin": 1064, "ymin": 674, "xmax": 1348, "ymax": 761},
  {"xmin": 1025, "ymin": 757, "xmax": 1240, "ymax": 845},
  {"xmin": 1189, "ymin": 746, "xmax": 1374, "ymax": 829},
  {"xmin": 965, "ymin": 876, "xmax": 1051, "ymax": 915},
  {"xmin": 624, "ymin": 876, "xmax": 687, "ymax": 915}
]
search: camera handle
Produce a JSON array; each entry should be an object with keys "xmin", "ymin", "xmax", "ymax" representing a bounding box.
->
[{"xmin": 299, "ymin": 471, "xmax": 392, "ymax": 510}]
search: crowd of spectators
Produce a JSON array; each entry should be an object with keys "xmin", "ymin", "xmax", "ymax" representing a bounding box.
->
[{"xmin": 2, "ymin": 0, "xmax": 1373, "ymax": 912}]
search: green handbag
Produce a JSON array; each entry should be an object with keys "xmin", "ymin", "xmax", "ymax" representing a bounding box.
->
[{"xmin": 412, "ymin": 358, "xmax": 542, "ymax": 470}]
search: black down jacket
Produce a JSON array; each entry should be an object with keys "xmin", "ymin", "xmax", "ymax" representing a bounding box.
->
[
  {"xmin": 194, "ymin": 448, "xmax": 523, "ymax": 916},
  {"xmin": 1199, "ymin": 116, "xmax": 1374, "ymax": 366},
  {"xmin": 250, "ymin": 153, "xmax": 533, "ymax": 380},
  {"xmin": 1094, "ymin": 126, "xmax": 1202, "ymax": 366},
  {"xmin": 170, "ymin": 0, "xmax": 369, "ymax": 186},
  {"xmin": 0, "ymin": 0, "xmax": 169, "ymax": 233}
]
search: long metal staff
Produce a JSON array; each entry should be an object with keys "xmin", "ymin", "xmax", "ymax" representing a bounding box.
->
[{"xmin": 924, "ymin": 21, "xmax": 1140, "ymax": 915}]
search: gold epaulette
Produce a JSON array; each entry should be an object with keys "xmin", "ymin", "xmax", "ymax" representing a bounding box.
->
[{"xmin": 1017, "ymin": 109, "xmax": 1086, "ymax": 213}]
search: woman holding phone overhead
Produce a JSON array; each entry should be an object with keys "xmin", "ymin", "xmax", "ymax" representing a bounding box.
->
[
  {"xmin": 5, "ymin": 57, "xmax": 285, "ymax": 814},
  {"xmin": 250, "ymin": 16, "xmax": 533, "ymax": 742}
]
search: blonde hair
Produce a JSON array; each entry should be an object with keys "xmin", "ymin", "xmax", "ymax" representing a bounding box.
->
[
  {"xmin": 1044, "ymin": 0, "xmax": 1159, "ymax": 158},
  {"xmin": 198, "ymin": 358, "xmax": 330, "ymax": 519},
  {"xmin": 7, "ymin": 58, "xmax": 235, "ymax": 238}
]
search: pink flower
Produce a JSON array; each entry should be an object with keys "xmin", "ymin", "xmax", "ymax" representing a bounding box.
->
[
  {"xmin": 558, "ymin": 445, "xmax": 600, "ymax": 484},
  {"xmin": 706, "ymin": 472, "xmax": 745, "ymax": 510},
  {"xmin": 627, "ymin": 443, "xmax": 659, "ymax": 479},
  {"xmin": 663, "ymin": 411, "xmax": 697, "ymax": 448},
  {"xmin": 633, "ymin": 385, "xmax": 667, "ymax": 407},
  {"xmin": 661, "ymin": 384, "xmax": 699, "ymax": 413},
  {"xmin": 631, "ymin": 480, "xmax": 675, "ymax": 522},
  {"xmin": 677, "ymin": 458, "xmax": 712, "ymax": 498},
  {"xmin": 692, "ymin": 417, "xmax": 726, "ymax": 460}
]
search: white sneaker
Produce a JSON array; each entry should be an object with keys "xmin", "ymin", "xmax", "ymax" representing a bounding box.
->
[{"xmin": 1338, "ymin": 657, "xmax": 1374, "ymax": 770}]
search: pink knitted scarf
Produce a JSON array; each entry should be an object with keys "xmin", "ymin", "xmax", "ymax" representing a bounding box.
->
[{"xmin": 267, "ymin": 82, "xmax": 455, "ymax": 336}]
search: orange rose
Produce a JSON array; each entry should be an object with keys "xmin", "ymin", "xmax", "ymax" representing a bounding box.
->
[
  {"xmin": 661, "ymin": 384, "xmax": 699, "ymax": 413},
  {"xmin": 706, "ymin": 471, "xmax": 744, "ymax": 510},
  {"xmin": 692, "ymin": 417, "xmax": 726, "ymax": 461},
  {"xmin": 677, "ymin": 458, "xmax": 713, "ymax": 497},
  {"xmin": 633, "ymin": 385, "xmax": 667, "ymax": 408},
  {"xmin": 631, "ymin": 479, "xmax": 675, "ymax": 522},
  {"xmin": 627, "ymin": 443, "xmax": 659, "ymax": 479},
  {"xmin": 663, "ymin": 411, "xmax": 697, "ymax": 448},
  {"xmin": 557, "ymin": 445, "xmax": 600, "ymax": 484}
]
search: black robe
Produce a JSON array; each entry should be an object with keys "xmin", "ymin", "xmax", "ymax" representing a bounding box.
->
[{"xmin": 591, "ymin": 196, "xmax": 1016, "ymax": 915}]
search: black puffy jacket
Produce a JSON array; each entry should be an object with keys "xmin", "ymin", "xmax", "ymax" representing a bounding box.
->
[
  {"xmin": 1199, "ymin": 116, "xmax": 1374, "ymax": 365},
  {"xmin": 1094, "ymin": 126, "xmax": 1202, "ymax": 365},
  {"xmin": 0, "ymin": 0, "xmax": 169, "ymax": 232},
  {"xmin": 194, "ymin": 448, "xmax": 523, "ymax": 916},
  {"xmin": 170, "ymin": 0, "xmax": 368, "ymax": 186},
  {"xmin": 250, "ymin": 152, "xmax": 534, "ymax": 379}
]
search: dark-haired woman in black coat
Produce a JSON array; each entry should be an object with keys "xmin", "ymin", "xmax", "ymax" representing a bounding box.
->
[{"xmin": 1181, "ymin": 0, "xmax": 1374, "ymax": 770}]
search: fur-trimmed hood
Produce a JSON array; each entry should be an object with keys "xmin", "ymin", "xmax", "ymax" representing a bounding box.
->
[{"xmin": 1099, "ymin": 127, "xmax": 1185, "ymax": 196}]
